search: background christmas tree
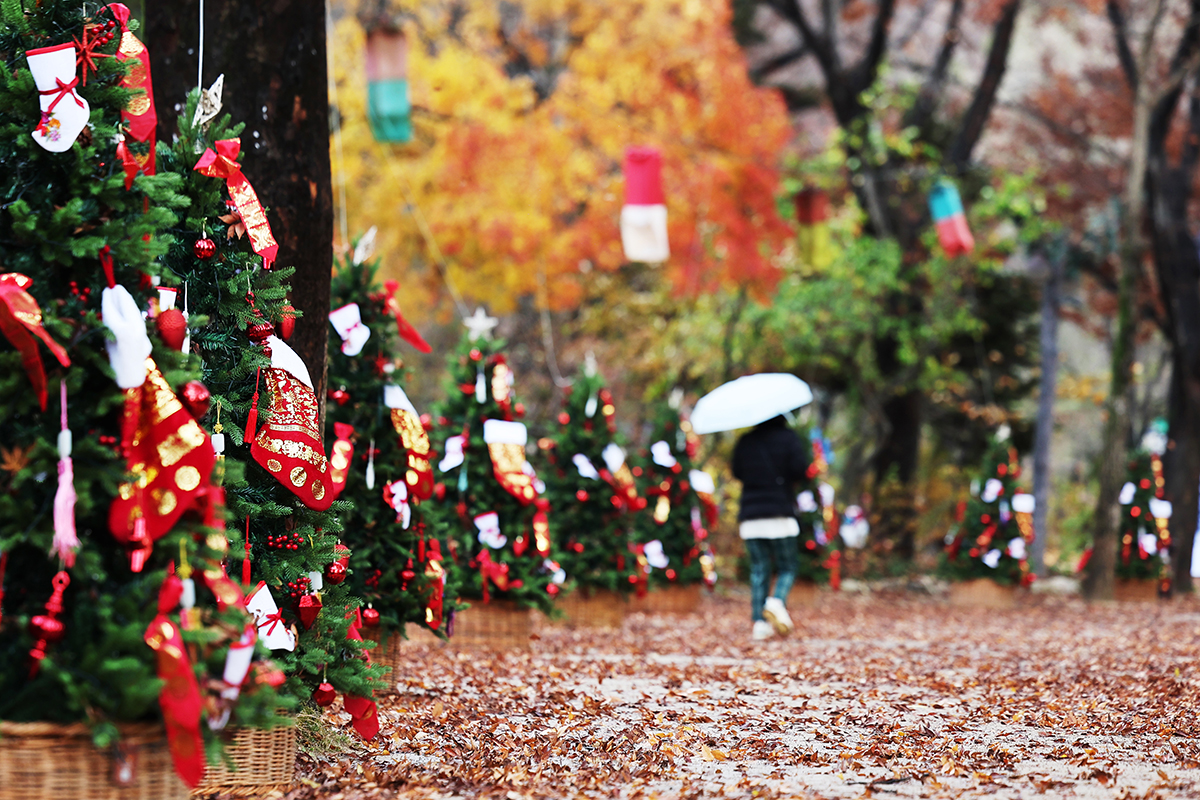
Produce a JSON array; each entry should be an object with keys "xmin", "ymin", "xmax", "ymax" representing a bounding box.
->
[
  {"xmin": 630, "ymin": 396, "xmax": 717, "ymax": 589},
  {"xmin": 939, "ymin": 432, "xmax": 1036, "ymax": 586},
  {"xmin": 0, "ymin": 0, "xmax": 285, "ymax": 772},
  {"xmin": 159, "ymin": 91, "xmax": 380, "ymax": 725},
  {"xmin": 326, "ymin": 242, "xmax": 457, "ymax": 638},
  {"xmin": 538, "ymin": 361, "xmax": 642, "ymax": 597},
  {"xmin": 1113, "ymin": 428, "xmax": 1171, "ymax": 585},
  {"xmin": 426, "ymin": 325, "xmax": 557, "ymax": 615}
]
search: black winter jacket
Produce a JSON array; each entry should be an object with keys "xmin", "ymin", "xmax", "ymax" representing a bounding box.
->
[{"xmin": 731, "ymin": 416, "xmax": 810, "ymax": 521}]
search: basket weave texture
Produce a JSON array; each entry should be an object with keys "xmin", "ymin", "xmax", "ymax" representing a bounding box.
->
[
  {"xmin": 1114, "ymin": 579, "xmax": 1161, "ymax": 602},
  {"xmin": 552, "ymin": 587, "xmax": 628, "ymax": 629},
  {"xmin": 451, "ymin": 599, "xmax": 533, "ymax": 649},
  {"xmin": 948, "ymin": 578, "xmax": 1019, "ymax": 609},
  {"xmin": 632, "ymin": 583, "xmax": 703, "ymax": 614},
  {"xmin": 0, "ymin": 721, "xmax": 188, "ymax": 800},
  {"xmin": 194, "ymin": 723, "xmax": 296, "ymax": 792}
]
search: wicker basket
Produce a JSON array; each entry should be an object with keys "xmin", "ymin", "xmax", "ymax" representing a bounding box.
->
[
  {"xmin": 1114, "ymin": 579, "xmax": 1161, "ymax": 602},
  {"xmin": 193, "ymin": 723, "xmax": 296, "ymax": 794},
  {"xmin": 948, "ymin": 577, "xmax": 1019, "ymax": 609},
  {"xmin": 631, "ymin": 583, "xmax": 704, "ymax": 614},
  {"xmin": 551, "ymin": 587, "xmax": 629, "ymax": 629},
  {"xmin": 450, "ymin": 599, "xmax": 533, "ymax": 649},
  {"xmin": 0, "ymin": 721, "xmax": 188, "ymax": 800}
]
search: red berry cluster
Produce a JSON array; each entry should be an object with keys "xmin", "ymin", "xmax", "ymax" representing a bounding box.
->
[
  {"xmin": 268, "ymin": 531, "xmax": 306, "ymax": 550},
  {"xmin": 285, "ymin": 576, "xmax": 312, "ymax": 599},
  {"xmin": 365, "ymin": 569, "xmax": 382, "ymax": 589}
]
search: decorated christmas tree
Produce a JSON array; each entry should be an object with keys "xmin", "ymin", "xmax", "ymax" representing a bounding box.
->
[
  {"xmin": 630, "ymin": 393, "xmax": 718, "ymax": 590},
  {"xmin": 0, "ymin": 1, "xmax": 286, "ymax": 786},
  {"xmin": 325, "ymin": 237, "xmax": 456, "ymax": 639},
  {"xmin": 940, "ymin": 429, "xmax": 1036, "ymax": 586},
  {"xmin": 538, "ymin": 358, "xmax": 643, "ymax": 597},
  {"xmin": 793, "ymin": 425, "xmax": 839, "ymax": 586},
  {"xmin": 1111, "ymin": 422, "xmax": 1172, "ymax": 586},
  {"xmin": 426, "ymin": 315, "xmax": 558, "ymax": 615},
  {"xmin": 158, "ymin": 90, "xmax": 380, "ymax": 736}
]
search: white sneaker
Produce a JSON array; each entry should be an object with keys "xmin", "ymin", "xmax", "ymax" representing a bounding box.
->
[
  {"xmin": 763, "ymin": 597, "xmax": 794, "ymax": 636},
  {"xmin": 752, "ymin": 620, "xmax": 774, "ymax": 641}
]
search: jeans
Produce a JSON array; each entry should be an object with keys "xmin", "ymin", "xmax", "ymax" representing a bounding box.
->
[{"xmin": 745, "ymin": 535, "xmax": 799, "ymax": 622}]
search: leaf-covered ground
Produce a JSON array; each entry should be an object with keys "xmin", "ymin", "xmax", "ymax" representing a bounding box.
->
[{"xmin": 279, "ymin": 591, "xmax": 1200, "ymax": 799}]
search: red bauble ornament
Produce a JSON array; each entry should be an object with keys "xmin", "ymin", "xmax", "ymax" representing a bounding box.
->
[
  {"xmin": 361, "ymin": 607, "xmax": 380, "ymax": 627},
  {"xmin": 180, "ymin": 381, "xmax": 211, "ymax": 419},
  {"xmin": 277, "ymin": 304, "xmax": 297, "ymax": 340},
  {"xmin": 193, "ymin": 236, "xmax": 217, "ymax": 260},
  {"xmin": 515, "ymin": 403, "xmax": 525, "ymax": 417},
  {"xmin": 312, "ymin": 682, "xmax": 337, "ymax": 706},
  {"xmin": 325, "ymin": 561, "xmax": 347, "ymax": 584},
  {"xmin": 298, "ymin": 594, "xmax": 323, "ymax": 629},
  {"xmin": 434, "ymin": 482, "xmax": 446, "ymax": 501},
  {"xmin": 328, "ymin": 388, "xmax": 350, "ymax": 406},
  {"xmin": 558, "ymin": 412, "xmax": 570, "ymax": 425},
  {"xmin": 469, "ymin": 348, "xmax": 482, "ymax": 361},
  {"xmin": 401, "ymin": 569, "xmax": 416, "ymax": 582},
  {"xmin": 547, "ymin": 584, "xmax": 560, "ymax": 596},
  {"xmin": 29, "ymin": 614, "xmax": 65, "ymax": 643},
  {"xmin": 576, "ymin": 489, "xmax": 589, "ymax": 502},
  {"xmin": 156, "ymin": 308, "xmax": 187, "ymax": 350}
]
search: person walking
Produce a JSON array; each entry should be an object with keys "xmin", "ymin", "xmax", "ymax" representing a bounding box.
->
[{"xmin": 732, "ymin": 415, "xmax": 810, "ymax": 641}]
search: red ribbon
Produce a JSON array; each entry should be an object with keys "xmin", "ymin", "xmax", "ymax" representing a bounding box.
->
[
  {"xmin": 382, "ymin": 280, "xmax": 432, "ymax": 353},
  {"xmin": 193, "ymin": 139, "xmax": 278, "ymax": 265},
  {"xmin": 474, "ymin": 550, "xmax": 513, "ymax": 604},
  {"xmin": 144, "ymin": 578, "xmax": 206, "ymax": 788},
  {"xmin": 341, "ymin": 610, "xmax": 379, "ymax": 739},
  {"xmin": 38, "ymin": 77, "xmax": 83, "ymax": 112},
  {"xmin": 258, "ymin": 608, "xmax": 285, "ymax": 636},
  {"xmin": 0, "ymin": 274, "xmax": 70, "ymax": 411}
]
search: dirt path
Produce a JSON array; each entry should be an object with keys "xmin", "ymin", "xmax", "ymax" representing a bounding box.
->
[{"xmin": 283, "ymin": 592, "xmax": 1200, "ymax": 799}]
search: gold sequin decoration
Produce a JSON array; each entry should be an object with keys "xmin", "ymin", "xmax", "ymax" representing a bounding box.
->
[
  {"xmin": 488, "ymin": 443, "xmax": 524, "ymax": 473},
  {"xmin": 268, "ymin": 459, "xmax": 283, "ymax": 473},
  {"xmin": 406, "ymin": 469, "xmax": 419, "ymax": 486},
  {"xmin": 153, "ymin": 488, "xmax": 178, "ymax": 516},
  {"xmin": 175, "ymin": 465, "xmax": 201, "ymax": 492},
  {"xmin": 290, "ymin": 467, "xmax": 308, "ymax": 488},
  {"xmin": 119, "ymin": 31, "xmax": 145, "ymax": 57},
  {"xmin": 311, "ymin": 480, "xmax": 325, "ymax": 500},
  {"xmin": 157, "ymin": 420, "xmax": 207, "ymax": 467},
  {"xmin": 127, "ymin": 92, "xmax": 151, "ymax": 116},
  {"xmin": 390, "ymin": 409, "xmax": 431, "ymax": 455}
]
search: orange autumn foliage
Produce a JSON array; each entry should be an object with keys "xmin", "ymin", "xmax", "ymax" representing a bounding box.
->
[{"xmin": 330, "ymin": 0, "xmax": 793, "ymax": 319}]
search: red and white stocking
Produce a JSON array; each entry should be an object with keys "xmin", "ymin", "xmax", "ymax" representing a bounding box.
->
[{"xmin": 27, "ymin": 43, "xmax": 90, "ymax": 152}]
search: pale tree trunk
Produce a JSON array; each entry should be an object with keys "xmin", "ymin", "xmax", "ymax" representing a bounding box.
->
[{"xmin": 1031, "ymin": 249, "xmax": 1061, "ymax": 578}]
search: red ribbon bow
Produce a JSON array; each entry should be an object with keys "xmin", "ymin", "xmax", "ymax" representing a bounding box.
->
[
  {"xmin": 0, "ymin": 274, "xmax": 70, "ymax": 411},
  {"xmin": 194, "ymin": 139, "xmax": 278, "ymax": 265},
  {"xmin": 475, "ymin": 550, "xmax": 516, "ymax": 603},
  {"xmin": 257, "ymin": 609, "xmax": 285, "ymax": 636},
  {"xmin": 39, "ymin": 77, "xmax": 83, "ymax": 112}
]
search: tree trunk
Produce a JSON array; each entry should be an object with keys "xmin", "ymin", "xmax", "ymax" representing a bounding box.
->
[
  {"xmin": 1149, "ymin": 165, "xmax": 1200, "ymax": 595},
  {"xmin": 144, "ymin": 1, "xmax": 333, "ymax": 420},
  {"xmin": 1031, "ymin": 250, "xmax": 1061, "ymax": 578}
]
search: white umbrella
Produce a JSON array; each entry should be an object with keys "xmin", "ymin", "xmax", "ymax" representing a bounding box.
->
[{"xmin": 690, "ymin": 373, "xmax": 813, "ymax": 434}]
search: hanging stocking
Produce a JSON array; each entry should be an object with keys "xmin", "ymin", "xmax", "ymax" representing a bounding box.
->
[
  {"xmin": 383, "ymin": 479, "xmax": 411, "ymax": 528},
  {"xmin": 244, "ymin": 581, "xmax": 296, "ymax": 651},
  {"xmin": 384, "ymin": 384, "xmax": 433, "ymax": 500},
  {"xmin": 109, "ymin": 359, "xmax": 215, "ymax": 571},
  {"xmin": 249, "ymin": 336, "xmax": 334, "ymax": 510},
  {"xmin": 101, "ymin": 277, "xmax": 153, "ymax": 389},
  {"xmin": 328, "ymin": 303, "xmax": 371, "ymax": 356},
  {"xmin": 327, "ymin": 423, "xmax": 354, "ymax": 502},
  {"xmin": 482, "ymin": 419, "xmax": 537, "ymax": 504},
  {"xmin": 0, "ymin": 274, "xmax": 70, "ymax": 410},
  {"xmin": 52, "ymin": 383, "xmax": 79, "ymax": 566},
  {"xmin": 27, "ymin": 43, "xmax": 89, "ymax": 152},
  {"xmin": 144, "ymin": 574, "xmax": 206, "ymax": 787}
]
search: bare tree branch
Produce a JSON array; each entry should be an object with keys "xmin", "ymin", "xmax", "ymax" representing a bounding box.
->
[
  {"xmin": 765, "ymin": 0, "xmax": 838, "ymax": 74},
  {"xmin": 1106, "ymin": 0, "xmax": 1139, "ymax": 91},
  {"xmin": 749, "ymin": 43, "xmax": 811, "ymax": 80},
  {"xmin": 853, "ymin": 0, "xmax": 897, "ymax": 93},
  {"xmin": 905, "ymin": 0, "xmax": 965, "ymax": 132},
  {"xmin": 948, "ymin": 0, "xmax": 1022, "ymax": 168}
]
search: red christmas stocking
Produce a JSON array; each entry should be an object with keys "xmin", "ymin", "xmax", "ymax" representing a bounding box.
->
[
  {"xmin": 384, "ymin": 384, "xmax": 433, "ymax": 500},
  {"xmin": 250, "ymin": 337, "xmax": 333, "ymax": 511},
  {"xmin": 482, "ymin": 419, "xmax": 537, "ymax": 505},
  {"xmin": 109, "ymin": 358, "xmax": 215, "ymax": 571}
]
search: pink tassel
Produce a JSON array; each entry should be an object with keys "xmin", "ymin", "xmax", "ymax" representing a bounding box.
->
[{"xmin": 52, "ymin": 382, "xmax": 78, "ymax": 567}]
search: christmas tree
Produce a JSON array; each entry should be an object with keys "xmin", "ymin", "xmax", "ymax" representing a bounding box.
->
[
  {"xmin": 158, "ymin": 90, "xmax": 381, "ymax": 736},
  {"xmin": 0, "ymin": 1, "xmax": 285, "ymax": 786},
  {"xmin": 426, "ymin": 318, "xmax": 558, "ymax": 615},
  {"xmin": 538, "ymin": 359, "xmax": 642, "ymax": 597},
  {"xmin": 1112, "ymin": 423, "xmax": 1171, "ymax": 586},
  {"xmin": 940, "ymin": 430, "xmax": 1036, "ymax": 587},
  {"xmin": 630, "ymin": 394, "xmax": 718, "ymax": 590},
  {"xmin": 793, "ymin": 425, "xmax": 838, "ymax": 585},
  {"xmin": 325, "ymin": 239, "xmax": 456, "ymax": 638}
]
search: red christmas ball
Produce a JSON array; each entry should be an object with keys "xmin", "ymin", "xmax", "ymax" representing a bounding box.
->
[
  {"xmin": 325, "ymin": 561, "xmax": 347, "ymax": 584},
  {"xmin": 515, "ymin": 403, "xmax": 525, "ymax": 417},
  {"xmin": 434, "ymin": 482, "xmax": 446, "ymax": 501},
  {"xmin": 632, "ymin": 466, "xmax": 643, "ymax": 477},
  {"xmin": 420, "ymin": 413, "xmax": 433, "ymax": 430},
  {"xmin": 29, "ymin": 614, "xmax": 64, "ymax": 643},
  {"xmin": 627, "ymin": 574, "xmax": 639, "ymax": 584},
  {"xmin": 469, "ymin": 348, "xmax": 482, "ymax": 361},
  {"xmin": 575, "ymin": 489, "xmax": 589, "ymax": 502},
  {"xmin": 558, "ymin": 412, "xmax": 570, "ymax": 425},
  {"xmin": 312, "ymin": 682, "xmax": 337, "ymax": 707},
  {"xmin": 547, "ymin": 584, "xmax": 560, "ymax": 596},
  {"xmin": 334, "ymin": 543, "xmax": 351, "ymax": 567},
  {"xmin": 193, "ymin": 236, "xmax": 217, "ymax": 260},
  {"xmin": 328, "ymin": 388, "xmax": 350, "ymax": 406},
  {"xmin": 180, "ymin": 380, "xmax": 211, "ymax": 419},
  {"xmin": 277, "ymin": 304, "xmax": 297, "ymax": 340},
  {"xmin": 401, "ymin": 569, "xmax": 416, "ymax": 581},
  {"xmin": 156, "ymin": 308, "xmax": 187, "ymax": 350},
  {"xmin": 361, "ymin": 607, "xmax": 380, "ymax": 627},
  {"xmin": 534, "ymin": 497, "xmax": 550, "ymax": 512},
  {"xmin": 665, "ymin": 569, "xmax": 676, "ymax": 581}
]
